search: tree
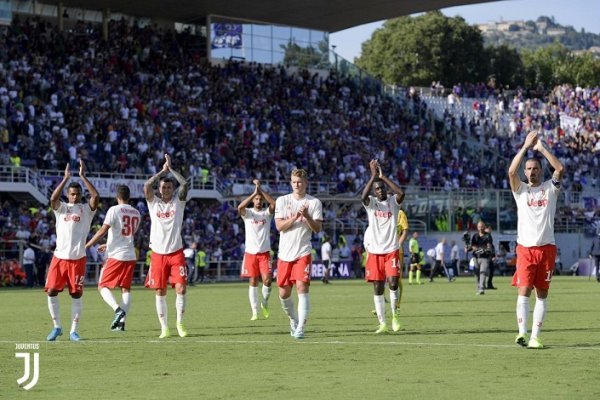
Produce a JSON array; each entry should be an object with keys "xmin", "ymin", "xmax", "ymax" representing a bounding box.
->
[
  {"xmin": 570, "ymin": 52, "xmax": 600, "ymax": 86},
  {"xmin": 281, "ymin": 40, "xmax": 329, "ymax": 69},
  {"xmin": 486, "ymin": 45, "xmax": 525, "ymax": 88},
  {"xmin": 522, "ymin": 42, "xmax": 572, "ymax": 88},
  {"xmin": 355, "ymin": 11, "xmax": 487, "ymax": 86}
]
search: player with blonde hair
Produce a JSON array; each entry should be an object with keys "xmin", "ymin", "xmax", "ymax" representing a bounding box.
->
[{"xmin": 275, "ymin": 168, "xmax": 323, "ymax": 339}]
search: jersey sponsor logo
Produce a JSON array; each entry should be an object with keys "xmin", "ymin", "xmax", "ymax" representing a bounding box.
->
[
  {"xmin": 374, "ymin": 210, "xmax": 392, "ymax": 218},
  {"xmin": 250, "ymin": 218, "xmax": 267, "ymax": 225},
  {"xmin": 63, "ymin": 214, "xmax": 81, "ymax": 222},
  {"xmin": 527, "ymin": 199, "xmax": 548, "ymax": 207},
  {"xmin": 284, "ymin": 203, "xmax": 308, "ymax": 222},
  {"xmin": 156, "ymin": 210, "xmax": 176, "ymax": 219},
  {"xmin": 283, "ymin": 212, "xmax": 306, "ymax": 222}
]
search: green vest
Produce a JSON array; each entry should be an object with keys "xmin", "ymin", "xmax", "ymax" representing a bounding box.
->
[
  {"xmin": 409, "ymin": 237, "xmax": 419, "ymax": 254},
  {"xmin": 196, "ymin": 250, "xmax": 207, "ymax": 267}
]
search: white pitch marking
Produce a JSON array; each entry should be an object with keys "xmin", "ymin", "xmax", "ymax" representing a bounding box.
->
[{"xmin": 1, "ymin": 339, "xmax": 599, "ymax": 351}]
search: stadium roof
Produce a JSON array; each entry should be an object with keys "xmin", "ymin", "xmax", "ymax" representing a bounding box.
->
[{"xmin": 39, "ymin": 0, "xmax": 498, "ymax": 32}]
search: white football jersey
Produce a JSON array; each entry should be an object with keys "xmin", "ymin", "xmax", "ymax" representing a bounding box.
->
[
  {"xmin": 275, "ymin": 193, "xmax": 323, "ymax": 262},
  {"xmin": 53, "ymin": 202, "xmax": 96, "ymax": 259},
  {"xmin": 321, "ymin": 241, "xmax": 332, "ymax": 261},
  {"xmin": 104, "ymin": 204, "xmax": 141, "ymax": 261},
  {"xmin": 435, "ymin": 242, "xmax": 445, "ymax": 261},
  {"xmin": 363, "ymin": 196, "xmax": 400, "ymax": 254},
  {"xmin": 242, "ymin": 208, "xmax": 273, "ymax": 254},
  {"xmin": 147, "ymin": 197, "xmax": 186, "ymax": 254},
  {"xmin": 513, "ymin": 179, "xmax": 559, "ymax": 247}
]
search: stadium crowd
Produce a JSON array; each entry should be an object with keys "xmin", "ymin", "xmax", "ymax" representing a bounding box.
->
[
  {"xmin": 0, "ymin": 16, "xmax": 503, "ymax": 192},
  {"xmin": 438, "ymin": 83, "xmax": 600, "ymax": 191},
  {"xmin": 432, "ymin": 81, "xmax": 600, "ymax": 232}
]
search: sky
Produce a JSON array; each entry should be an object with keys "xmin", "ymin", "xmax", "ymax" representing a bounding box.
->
[{"xmin": 329, "ymin": 0, "xmax": 600, "ymax": 62}]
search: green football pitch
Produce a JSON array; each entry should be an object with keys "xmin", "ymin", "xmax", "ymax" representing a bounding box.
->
[{"xmin": 1, "ymin": 276, "xmax": 599, "ymax": 399}]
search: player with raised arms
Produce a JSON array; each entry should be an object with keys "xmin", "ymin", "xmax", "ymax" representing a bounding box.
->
[
  {"xmin": 508, "ymin": 130, "xmax": 564, "ymax": 349},
  {"xmin": 144, "ymin": 154, "xmax": 189, "ymax": 339},
  {"xmin": 238, "ymin": 179, "xmax": 276, "ymax": 321},
  {"xmin": 362, "ymin": 159, "xmax": 405, "ymax": 333},
  {"xmin": 45, "ymin": 160, "xmax": 99, "ymax": 341}
]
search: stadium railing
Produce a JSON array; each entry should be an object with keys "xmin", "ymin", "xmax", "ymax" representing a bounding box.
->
[
  {"xmin": 0, "ymin": 165, "xmax": 51, "ymax": 202},
  {"xmin": 3, "ymin": 168, "xmax": 595, "ymax": 234}
]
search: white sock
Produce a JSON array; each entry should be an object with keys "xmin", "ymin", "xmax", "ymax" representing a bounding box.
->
[
  {"xmin": 374, "ymin": 295, "xmax": 386, "ymax": 325},
  {"xmin": 261, "ymin": 284, "xmax": 272, "ymax": 304},
  {"xmin": 516, "ymin": 295, "xmax": 529, "ymax": 335},
  {"xmin": 99, "ymin": 287, "xmax": 119, "ymax": 311},
  {"xmin": 155, "ymin": 295, "xmax": 168, "ymax": 329},
  {"xmin": 531, "ymin": 297, "xmax": 547, "ymax": 339},
  {"xmin": 176, "ymin": 294, "xmax": 186, "ymax": 324},
  {"xmin": 48, "ymin": 296, "xmax": 61, "ymax": 328},
  {"xmin": 279, "ymin": 296, "xmax": 297, "ymax": 323},
  {"xmin": 249, "ymin": 286, "xmax": 259, "ymax": 315},
  {"xmin": 70, "ymin": 298, "xmax": 82, "ymax": 334},
  {"xmin": 121, "ymin": 292, "xmax": 131, "ymax": 322},
  {"xmin": 390, "ymin": 288, "xmax": 400, "ymax": 315},
  {"xmin": 297, "ymin": 293, "xmax": 310, "ymax": 330}
]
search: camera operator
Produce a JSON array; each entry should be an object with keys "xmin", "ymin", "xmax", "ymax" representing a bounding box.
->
[
  {"xmin": 471, "ymin": 221, "xmax": 494, "ymax": 295},
  {"xmin": 462, "ymin": 230, "xmax": 475, "ymax": 277}
]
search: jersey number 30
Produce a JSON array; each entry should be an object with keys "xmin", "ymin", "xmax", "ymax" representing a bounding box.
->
[{"xmin": 121, "ymin": 216, "xmax": 140, "ymax": 236}]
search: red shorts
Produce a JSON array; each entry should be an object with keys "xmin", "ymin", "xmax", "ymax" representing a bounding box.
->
[
  {"xmin": 365, "ymin": 250, "xmax": 401, "ymax": 282},
  {"xmin": 45, "ymin": 256, "xmax": 86, "ymax": 295},
  {"xmin": 277, "ymin": 254, "xmax": 312, "ymax": 287},
  {"xmin": 99, "ymin": 258, "xmax": 136, "ymax": 289},
  {"xmin": 145, "ymin": 249, "xmax": 187, "ymax": 289},
  {"xmin": 512, "ymin": 244, "xmax": 556, "ymax": 290},
  {"xmin": 241, "ymin": 252, "xmax": 272, "ymax": 278}
]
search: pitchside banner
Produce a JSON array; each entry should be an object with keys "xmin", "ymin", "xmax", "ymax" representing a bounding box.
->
[
  {"xmin": 272, "ymin": 261, "xmax": 352, "ymax": 279},
  {"xmin": 311, "ymin": 261, "xmax": 352, "ymax": 278},
  {"xmin": 42, "ymin": 176, "xmax": 146, "ymax": 198}
]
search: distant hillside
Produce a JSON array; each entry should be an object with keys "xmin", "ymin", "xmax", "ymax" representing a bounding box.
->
[{"xmin": 477, "ymin": 16, "xmax": 600, "ymax": 54}]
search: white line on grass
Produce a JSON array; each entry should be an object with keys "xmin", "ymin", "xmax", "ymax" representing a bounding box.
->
[{"xmin": 2, "ymin": 339, "xmax": 600, "ymax": 351}]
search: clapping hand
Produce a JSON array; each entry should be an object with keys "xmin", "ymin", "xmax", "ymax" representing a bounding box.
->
[
  {"xmin": 162, "ymin": 154, "xmax": 172, "ymax": 172},
  {"xmin": 369, "ymin": 159, "xmax": 379, "ymax": 177},
  {"xmin": 524, "ymin": 130, "xmax": 538, "ymax": 150},
  {"xmin": 79, "ymin": 159, "xmax": 86, "ymax": 178},
  {"xmin": 64, "ymin": 163, "xmax": 72, "ymax": 179},
  {"xmin": 532, "ymin": 137, "xmax": 545, "ymax": 152}
]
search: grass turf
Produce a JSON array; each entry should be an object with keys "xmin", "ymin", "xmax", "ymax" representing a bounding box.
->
[{"xmin": 1, "ymin": 276, "xmax": 599, "ymax": 399}]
